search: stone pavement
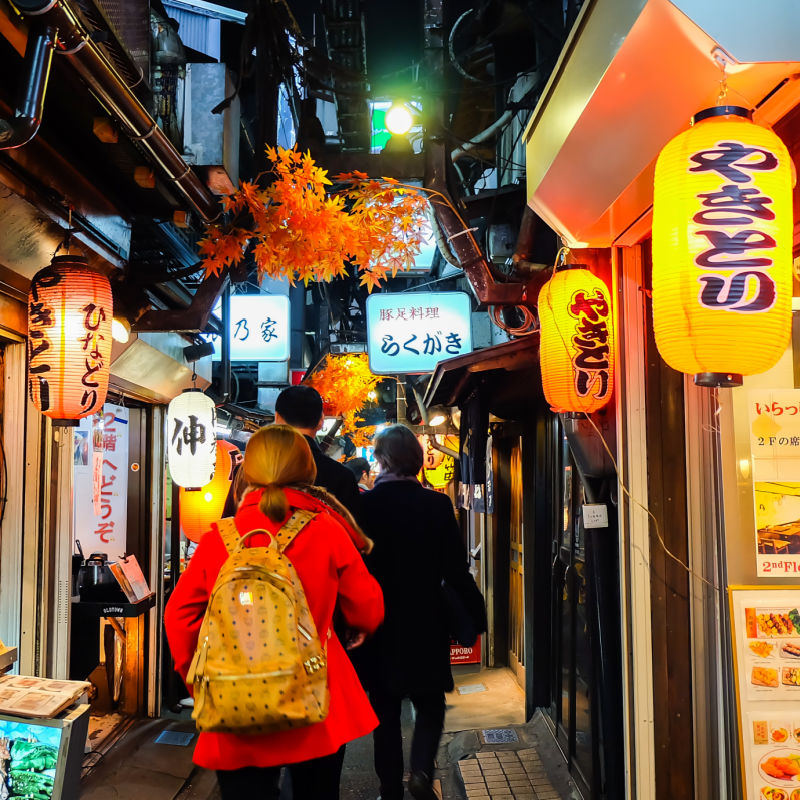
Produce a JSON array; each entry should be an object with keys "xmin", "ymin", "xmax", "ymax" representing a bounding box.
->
[
  {"xmin": 457, "ymin": 749, "xmax": 563, "ymax": 800},
  {"xmin": 80, "ymin": 668, "xmax": 579, "ymax": 800}
]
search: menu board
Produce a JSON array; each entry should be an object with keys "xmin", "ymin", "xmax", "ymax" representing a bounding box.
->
[{"xmin": 731, "ymin": 588, "xmax": 800, "ymax": 800}]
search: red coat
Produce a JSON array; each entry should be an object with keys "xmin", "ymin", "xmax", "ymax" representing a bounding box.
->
[{"xmin": 164, "ymin": 487, "xmax": 384, "ymax": 770}]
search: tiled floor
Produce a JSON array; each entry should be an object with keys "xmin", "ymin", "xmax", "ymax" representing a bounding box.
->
[{"xmin": 457, "ymin": 749, "xmax": 562, "ymax": 800}]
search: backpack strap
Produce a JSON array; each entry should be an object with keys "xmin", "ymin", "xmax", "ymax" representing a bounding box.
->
[
  {"xmin": 273, "ymin": 509, "xmax": 318, "ymax": 552},
  {"xmin": 216, "ymin": 518, "xmax": 241, "ymax": 555}
]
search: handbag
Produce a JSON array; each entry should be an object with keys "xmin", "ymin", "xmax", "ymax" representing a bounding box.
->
[{"xmin": 442, "ymin": 575, "xmax": 487, "ymax": 647}]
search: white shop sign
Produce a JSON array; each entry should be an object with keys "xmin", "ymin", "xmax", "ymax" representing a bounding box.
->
[
  {"xmin": 203, "ymin": 294, "xmax": 290, "ymax": 361},
  {"xmin": 366, "ymin": 291, "xmax": 472, "ymax": 374}
]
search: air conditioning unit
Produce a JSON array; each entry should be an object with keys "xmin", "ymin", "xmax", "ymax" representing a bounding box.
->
[{"xmin": 183, "ymin": 63, "xmax": 240, "ymax": 195}]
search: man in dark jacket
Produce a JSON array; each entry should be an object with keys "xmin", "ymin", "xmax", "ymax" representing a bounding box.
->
[{"xmin": 274, "ymin": 385, "xmax": 362, "ymax": 521}]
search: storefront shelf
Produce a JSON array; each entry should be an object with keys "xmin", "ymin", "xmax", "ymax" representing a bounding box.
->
[{"xmin": 70, "ymin": 594, "xmax": 156, "ymax": 618}]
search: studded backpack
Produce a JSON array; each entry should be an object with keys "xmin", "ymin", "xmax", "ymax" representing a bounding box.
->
[{"xmin": 185, "ymin": 510, "xmax": 330, "ymax": 734}]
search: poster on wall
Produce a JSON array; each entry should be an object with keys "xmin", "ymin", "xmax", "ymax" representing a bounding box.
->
[
  {"xmin": 73, "ymin": 405, "xmax": 129, "ymax": 556},
  {"xmin": 749, "ymin": 391, "xmax": 800, "ymax": 577},
  {"xmin": 730, "ymin": 587, "xmax": 800, "ymax": 800}
]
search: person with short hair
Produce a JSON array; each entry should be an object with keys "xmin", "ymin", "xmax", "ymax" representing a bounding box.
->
[
  {"xmin": 165, "ymin": 425, "xmax": 384, "ymax": 800},
  {"xmin": 359, "ymin": 424, "xmax": 478, "ymax": 800},
  {"xmin": 275, "ymin": 385, "xmax": 362, "ymax": 521},
  {"xmin": 343, "ymin": 457, "xmax": 374, "ymax": 493}
]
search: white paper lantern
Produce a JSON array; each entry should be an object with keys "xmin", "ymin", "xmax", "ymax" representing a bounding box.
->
[{"xmin": 167, "ymin": 390, "xmax": 217, "ymax": 489}]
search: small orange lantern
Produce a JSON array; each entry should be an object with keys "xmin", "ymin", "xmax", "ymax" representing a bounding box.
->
[
  {"xmin": 538, "ymin": 265, "xmax": 615, "ymax": 414},
  {"xmin": 180, "ymin": 440, "xmax": 241, "ymax": 542},
  {"xmin": 27, "ymin": 255, "xmax": 113, "ymax": 424},
  {"xmin": 652, "ymin": 106, "xmax": 793, "ymax": 387}
]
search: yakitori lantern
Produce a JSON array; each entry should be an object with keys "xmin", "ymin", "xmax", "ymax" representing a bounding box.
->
[
  {"xmin": 538, "ymin": 265, "xmax": 615, "ymax": 414},
  {"xmin": 652, "ymin": 106, "xmax": 793, "ymax": 387},
  {"xmin": 27, "ymin": 255, "xmax": 113, "ymax": 424},
  {"xmin": 180, "ymin": 440, "xmax": 241, "ymax": 542},
  {"xmin": 167, "ymin": 389, "xmax": 216, "ymax": 488}
]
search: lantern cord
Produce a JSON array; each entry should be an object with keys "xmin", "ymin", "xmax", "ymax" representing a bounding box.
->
[
  {"xmin": 581, "ymin": 411, "xmax": 721, "ymax": 593},
  {"xmin": 191, "ymin": 362, "xmax": 197, "ymax": 386}
]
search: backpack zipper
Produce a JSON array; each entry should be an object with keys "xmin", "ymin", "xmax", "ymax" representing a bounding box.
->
[{"xmin": 198, "ymin": 668, "xmax": 294, "ymax": 685}]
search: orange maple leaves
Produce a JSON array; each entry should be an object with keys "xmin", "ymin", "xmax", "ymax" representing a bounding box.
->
[
  {"xmin": 304, "ymin": 353, "xmax": 382, "ymax": 442},
  {"xmin": 199, "ymin": 146, "xmax": 430, "ymax": 289}
]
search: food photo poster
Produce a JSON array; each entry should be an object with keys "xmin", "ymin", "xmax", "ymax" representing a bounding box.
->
[{"xmin": 731, "ymin": 588, "xmax": 800, "ymax": 800}]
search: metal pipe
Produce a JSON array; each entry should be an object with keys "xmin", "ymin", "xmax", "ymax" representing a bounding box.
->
[
  {"xmin": 9, "ymin": 0, "xmax": 219, "ymax": 221},
  {"xmin": 219, "ymin": 282, "xmax": 231, "ymax": 403},
  {"xmin": 0, "ymin": 24, "xmax": 55, "ymax": 150}
]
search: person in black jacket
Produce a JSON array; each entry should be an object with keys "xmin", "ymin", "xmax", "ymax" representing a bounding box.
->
[
  {"xmin": 360, "ymin": 424, "xmax": 479, "ymax": 800},
  {"xmin": 274, "ymin": 385, "xmax": 362, "ymax": 522}
]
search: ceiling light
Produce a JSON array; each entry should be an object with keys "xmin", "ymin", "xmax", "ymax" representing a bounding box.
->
[{"xmin": 386, "ymin": 104, "xmax": 413, "ymax": 136}]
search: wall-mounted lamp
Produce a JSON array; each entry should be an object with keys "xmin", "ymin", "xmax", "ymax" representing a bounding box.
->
[{"xmin": 111, "ymin": 315, "xmax": 131, "ymax": 343}]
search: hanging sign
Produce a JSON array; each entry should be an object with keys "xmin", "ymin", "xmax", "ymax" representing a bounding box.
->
[
  {"xmin": 73, "ymin": 405, "xmax": 129, "ymax": 554},
  {"xmin": 202, "ymin": 294, "xmax": 290, "ymax": 361},
  {"xmin": 749, "ymin": 389, "xmax": 800, "ymax": 577},
  {"xmin": 366, "ymin": 291, "xmax": 472, "ymax": 374},
  {"xmin": 91, "ymin": 411, "xmax": 104, "ymax": 515}
]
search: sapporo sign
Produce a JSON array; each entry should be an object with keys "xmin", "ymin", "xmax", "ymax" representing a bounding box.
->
[{"xmin": 366, "ymin": 291, "xmax": 472, "ymax": 374}]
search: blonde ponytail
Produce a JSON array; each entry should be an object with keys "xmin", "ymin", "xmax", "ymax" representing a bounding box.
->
[
  {"xmin": 259, "ymin": 483, "xmax": 288, "ymax": 522},
  {"xmin": 243, "ymin": 425, "xmax": 317, "ymax": 522}
]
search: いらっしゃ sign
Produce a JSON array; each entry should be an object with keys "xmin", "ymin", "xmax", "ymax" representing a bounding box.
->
[{"xmin": 366, "ymin": 291, "xmax": 472, "ymax": 374}]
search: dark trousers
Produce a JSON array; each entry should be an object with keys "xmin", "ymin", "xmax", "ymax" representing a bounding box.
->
[
  {"xmin": 370, "ymin": 687, "xmax": 446, "ymax": 800},
  {"xmin": 216, "ymin": 746, "xmax": 346, "ymax": 800}
]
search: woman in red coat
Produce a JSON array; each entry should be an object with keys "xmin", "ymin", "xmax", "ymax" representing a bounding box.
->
[{"xmin": 165, "ymin": 425, "xmax": 384, "ymax": 800}]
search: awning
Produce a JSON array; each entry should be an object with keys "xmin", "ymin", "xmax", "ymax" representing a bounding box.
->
[
  {"xmin": 423, "ymin": 335, "xmax": 540, "ymax": 409},
  {"xmin": 524, "ymin": 0, "xmax": 800, "ymax": 248}
]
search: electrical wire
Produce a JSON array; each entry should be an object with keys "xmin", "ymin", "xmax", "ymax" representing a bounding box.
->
[{"xmin": 580, "ymin": 410, "xmax": 720, "ymax": 592}]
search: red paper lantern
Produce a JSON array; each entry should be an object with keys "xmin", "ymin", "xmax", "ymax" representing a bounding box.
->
[
  {"xmin": 652, "ymin": 106, "xmax": 793, "ymax": 387},
  {"xmin": 538, "ymin": 265, "xmax": 615, "ymax": 414},
  {"xmin": 180, "ymin": 440, "xmax": 241, "ymax": 543},
  {"xmin": 27, "ymin": 255, "xmax": 113, "ymax": 424}
]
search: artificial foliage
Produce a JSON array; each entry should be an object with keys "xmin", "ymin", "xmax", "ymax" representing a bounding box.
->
[
  {"xmin": 199, "ymin": 146, "xmax": 430, "ymax": 290},
  {"xmin": 304, "ymin": 353, "xmax": 382, "ymax": 442}
]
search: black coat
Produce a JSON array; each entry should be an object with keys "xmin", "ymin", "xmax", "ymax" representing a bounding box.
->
[
  {"xmin": 359, "ymin": 479, "xmax": 475, "ymax": 695},
  {"xmin": 304, "ymin": 436, "xmax": 363, "ymax": 525}
]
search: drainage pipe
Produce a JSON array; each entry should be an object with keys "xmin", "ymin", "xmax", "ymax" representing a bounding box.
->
[
  {"xmin": 0, "ymin": 23, "xmax": 55, "ymax": 149},
  {"xmin": 8, "ymin": 0, "xmax": 218, "ymax": 221}
]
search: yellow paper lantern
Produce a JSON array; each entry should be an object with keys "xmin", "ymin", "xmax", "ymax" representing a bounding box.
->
[
  {"xmin": 538, "ymin": 265, "xmax": 615, "ymax": 414},
  {"xmin": 423, "ymin": 435, "xmax": 459, "ymax": 488},
  {"xmin": 652, "ymin": 106, "xmax": 793, "ymax": 387},
  {"xmin": 27, "ymin": 255, "xmax": 113, "ymax": 424},
  {"xmin": 180, "ymin": 440, "xmax": 241, "ymax": 542}
]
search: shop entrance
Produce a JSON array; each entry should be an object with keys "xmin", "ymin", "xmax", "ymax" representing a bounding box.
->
[{"xmin": 547, "ymin": 423, "xmax": 624, "ymax": 800}]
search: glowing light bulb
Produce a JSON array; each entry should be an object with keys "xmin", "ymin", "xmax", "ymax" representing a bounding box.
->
[
  {"xmin": 204, "ymin": 492, "xmax": 213, "ymax": 502},
  {"xmin": 386, "ymin": 105, "xmax": 413, "ymax": 136}
]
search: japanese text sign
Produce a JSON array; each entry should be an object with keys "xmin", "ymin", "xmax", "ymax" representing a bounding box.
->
[
  {"xmin": 749, "ymin": 390, "xmax": 800, "ymax": 576},
  {"xmin": 73, "ymin": 405, "xmax": 128, "ymax": 554},
  {"xmin": 366, "ymin": 291, "xmax": 472, "ymax": 374},
  {"xmin": 203, "ymin": 294, "xmax": 290, "ymax": 362}
]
